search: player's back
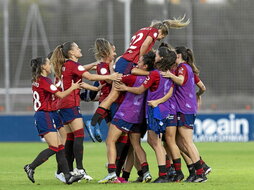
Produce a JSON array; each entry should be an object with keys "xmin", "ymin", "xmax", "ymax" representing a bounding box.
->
[
  {"xmin": 122, "ymin": 27, "xmax": 158, "ymax": 64},
  {"xmin": 32, "ymin": 76, "xmax": 56, "ymax": 112}
]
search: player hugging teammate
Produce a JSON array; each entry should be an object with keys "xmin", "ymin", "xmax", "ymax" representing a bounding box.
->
[{"xmin": 24, "ymin": 16, "xmax": 211, "ymax": 185}]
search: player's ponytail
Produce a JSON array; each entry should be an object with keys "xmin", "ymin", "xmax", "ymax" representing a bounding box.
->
[
  {"xmin": 175, "ymin": 46, "xmax": 199, "ymax": 75},
  {"xmin": 151, "ymin": 15, "xmax": 190, "ymax": 36},
  {"xmin": 50, "ymin": 42, "xmax": 74, "ymax": 78},
  {"xmin": 31, "ymin": 57, "xmax": 47, "ymax": 82}
]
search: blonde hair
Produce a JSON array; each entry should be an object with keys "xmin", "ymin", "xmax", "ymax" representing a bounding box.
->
[
  {"xmin": 150, "ymin": 15, "xmax": 190, "ymax": 35},
  {"xmin": 93, "ymin": 38, "xmax": 112, "ymax": 61}
]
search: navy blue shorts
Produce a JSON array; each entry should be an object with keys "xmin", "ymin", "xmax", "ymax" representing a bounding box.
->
[
  {"xmin": 146, "ymin": 117, "xmax": 167, "ymax": 134},
  {"xmin": 51, "ymin": 110, "xmax": 64, "ymax": 129},
  {"xmin": 111, "ymin": 118, "xmax": 144, "ymax": 134},
  {"xmin": 59, "ymin": 106, "xmax": 82, "ymax": 124},
  {"xmin": 165, "ymin": 114, "xmax": 177, "ymax": 127},
  {"xmin": 115, "ymin": 57, "xmax": 135, "ymax": 74},
  {"xmin": 34, "ymin": 111, "xmax": 57, "ymax": 136},
  {"xmin": 177, "ymin": 112, "xmax": 196, "ymax": 129}
]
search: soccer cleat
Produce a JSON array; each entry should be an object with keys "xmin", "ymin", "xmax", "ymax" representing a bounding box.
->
[
  {"xmin": 117, "ymin": 177, "xmax": 128, "ymax": 183},
  {"xmin": 55, "ymin": 172, "xmax": 66, "ymax": 183},
  {"xmin": 153, "ymin": 175, "xmax": 169, "ymax": 183},
  {"xmin": 98, "ymin": 172, "xmax": 120, "ymax": 183},
  {"xmin": 167, "ymin": 166, "xmax": 176, "ymax": 182},
  {"xmin": 168, "ymin": 165, "xmax": 176, "ymax": 176},
  {"xmin": 203, "ymin": 163, "xmax": 212, "ymax": 176},
  {"xmin": 132, "ymin": 176, "xmax": 143, "ymax": 183},
  {"xmin": 184, "ymin": 173, "xmax": 196, "ymax": 182},
  {"xmin": 142, "ymin": 171, "xmax": 152, "ymax": 183},
  {"xmin": 191, "ymin": 173, "xmax": 207, "ymax": 183},
  {"xmin": 173, "ymin": 171, "xmax": 184, "ymax": 182},
  {"xmin": 85, "ymin": 120, "xmax": 96, "ymax": 142},
  {"xmin": 93, "ymin": 124, "xmax": 102, "ymax": 142},
  {"xmin": 73, "ymin": 168, "xmax": 93, "ymax": 181},
  {"xmin": 65, "ymin": 174, "xmax": 84, "ymax": 185},
  {"xmin": 24, "ymin": 164, "xmax": 35, "ymax": 183}
]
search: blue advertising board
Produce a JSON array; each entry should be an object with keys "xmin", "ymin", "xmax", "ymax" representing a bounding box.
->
[{"xmin": 0, "ymin": 113, "xmax": 253, "ymax": 142}]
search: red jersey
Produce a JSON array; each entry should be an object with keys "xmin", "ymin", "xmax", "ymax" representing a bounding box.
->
[
  {"xmin": 51, "ymin": 77, "xmax": 62, "ymax": 111},
  {"xmin": 122, "ymin": 27, "xmax": 158, "ymax": 64},
  {"xmin": 142, "ymin": 70, "xmax": 160, "ymax": 91},
  {"xmin": 96, "ymin": 62, "xmax": 112, "ymax": 103},
  {"xmin": 121, "ymin": 74, "xmax": 137, "ymax": 87},
  {"xmin": 175, "ymin": 63, "xmax": 189, "ymax": 85},
  {"xmin": 32, "ymin": 76, "xmax": 59, "ymax": 112},
  {"xmin": 58, "ymin": 60, "xmax": 87, "ymax": 109}
]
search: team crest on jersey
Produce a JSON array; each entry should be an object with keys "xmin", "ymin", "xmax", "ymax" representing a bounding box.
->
[
  {"xmin": 78, "ymin": 65, "xmax": 85, "ymax": 71},
  {"xmin": 50, "ymin": 84, "xmax": 57, "ymax": 91},
  {"xmin": 100, "ymin": 68, "xmax": 108, "ymax": 75}
]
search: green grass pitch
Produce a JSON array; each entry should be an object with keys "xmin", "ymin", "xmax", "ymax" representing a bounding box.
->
[{"xmin": 0, "ymin": 142, "xmax": 253, "ymax": 190}]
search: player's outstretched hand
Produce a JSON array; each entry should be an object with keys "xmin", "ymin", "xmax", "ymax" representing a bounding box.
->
[
  {"xmin": 114, "ymin": 81, "xmax": 127, "ymax": 91},
  {"xmin": 110, "ymin": 72, "xmax": 122, "ymax": 82},
  {"xmin": 160, "ymin": 70, "xmax": 174, "ymax": 78},
  {"xmin": 71, "ymin": 79, "xmax": 82, "ymax": 90}
]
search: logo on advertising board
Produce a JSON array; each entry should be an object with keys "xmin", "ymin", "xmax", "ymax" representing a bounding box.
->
[{"xmin": 194, "ymin": 114, "xmax": 249, "ymax": 142}]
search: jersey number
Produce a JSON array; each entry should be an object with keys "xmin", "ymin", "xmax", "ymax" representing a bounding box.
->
[
  {"xmin": 33, "ymin": 91, "xmax": 41, "ymax": 111},
  {"xmin": 129, "ymin": 33, "xmax": 144, "ymax": 50}
]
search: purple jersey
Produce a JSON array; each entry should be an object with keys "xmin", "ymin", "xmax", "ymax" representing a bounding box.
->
[
  {"xmin": 146, "ymin": 70, "xmax": 176, "ymax": 119},
  {"xmin": 175, "ymin": 63, "xmax": 197, "ymax": 114},
  {"xmin": 114, "ymin": 76, "xmax": 146, "ymax": 123}
]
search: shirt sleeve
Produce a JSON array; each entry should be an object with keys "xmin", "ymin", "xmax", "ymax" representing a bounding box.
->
[
  {"xmin": 176, "ymin": 65, "xmax": 188, "ymax": 85},
  {"xmin": 194, "ymin": 74, "xmax": 200, "ymax": 84},
  {"xmin": 142, "ymin": 70, "xmax": 159, "ymax": 89},
  {"xmin": 42, "ymin": 78, "xmax": 59, "ymax": 94},
  {"xmin": 121, "ymin": 74, "xmax": 137, "ymax": 87},
  {"xmin": 72, "ymin": 62, "xmax": 87, "ymax": 77}
]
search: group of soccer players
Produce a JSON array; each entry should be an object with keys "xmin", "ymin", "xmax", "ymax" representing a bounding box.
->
[{"xmin": 24, "ymin": 15, "xmax": 211, "ymax": 185}]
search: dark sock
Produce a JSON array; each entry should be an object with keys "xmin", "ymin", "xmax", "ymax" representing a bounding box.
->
[
  {"xmin": 115, "ymin": 136, "xmax": 130, "ymax": 176},
  {"xmin": 158, "ymin": 165, "xmax": 167, "ymax": 176},
  {"xmin": 194, "ymin": 160, "xmax": 204, "ymax": 175},
  {"xmin": 173, "ymin": 158, "xmax": 182, "ymax": 174},
  {"xmin": 137, "ymin": 170, "xmax": 143, "ymax": 177},
  {"xmin": 122, "ymin": 171, "xmax": 130, "ymax": 181},
  {"xmin": 65, "ymin": 133, "xmax": 74, "ymax": 171},
  {"xmin": 73, "ymin": 129, "xmax": 84, "ymax": 169},
  {"xmin": 187, "ymin": 164, "xmax": 195, "ymax": 175},
  {"xmin": 56, "ymin": 145, "xmax": 69, "ymax": 175},
  {"xmin": 30, "ymin": 147, "xmax": 56, "ymax": 169},
  {"xmin": 108, "ymin": 164, "xmax": 116, "ymax": 173},
  {"xmin": 141, "ymin": 162, "xmax": 149, "ymax": 174},
  {"xmin": 165, "ymin": 155, "xmax": 171, "ymax": 172},
  {"xmin": 91, "ymin": 107, "xmax": 109, "ymax": 126}
]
